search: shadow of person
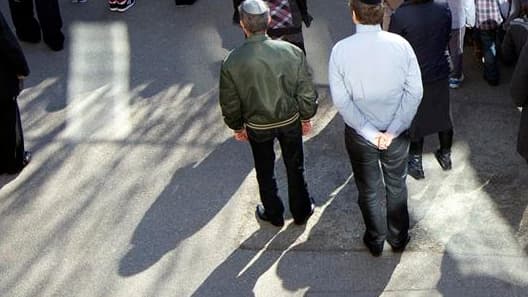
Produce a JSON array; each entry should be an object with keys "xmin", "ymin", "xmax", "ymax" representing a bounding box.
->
[
  {"xmin": 429, "ymin": 48, "xmax": 528, "ymax": 295},
  {"xmin": 118, "ymin": 138, "xmax": 254, "ymax": 276},
  {"xmin": 190, "ymin": 223, "xmax": 308, "ymax": 297}
]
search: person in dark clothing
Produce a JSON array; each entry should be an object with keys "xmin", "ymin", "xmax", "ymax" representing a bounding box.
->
[
  {"xmin": 0, "ymin": 10, "xmax": 31, "ymax": 174},
  {"xmin": 502, "ymin": 12, "xmax": 528, "ymax": 164},
  {"xmin": 8, "ymin": 0, "xmax": 64, "ymax": 51},
  {"xmin": 510, "ymin": 25, "xmax": 528, "ymax": 164},
  {"xmin": 220, "ymin": 0, "xmax": 318, "ymax": 227},
  {"xmin": 502, "ymin": 16, "xmax": 528, "ymax": 65},
  {"xmin": 389, "ymin": 0, "xmax": 453, "ymax": 180},
  {"xmin": 232, "ymin": 0, "xmax": 313, "ymax": 53}
]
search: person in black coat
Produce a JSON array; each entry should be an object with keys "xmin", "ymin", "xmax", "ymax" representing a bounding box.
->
[
  {"xmin": 502, "ymin": 16, "xmax": 528, "ymax": 65},
  {"xmin": 8, "ymin": 0, "xmax": 64, "ymax": 51},
  {"xmin": 510, "ymin": 37, "xmax": 528, "ymax": 163},
  {"xmin": 0, "ymin": 10, "xmax": 31, "ymax": 174},
  {"xmin": 389, "ymin": 0, "xmax": 453, "ymax": 180}
]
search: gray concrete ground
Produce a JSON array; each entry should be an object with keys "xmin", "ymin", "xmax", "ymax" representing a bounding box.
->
[{"xmin": 0, "ymin": 1, "xmax": 527, "ymax": 296}]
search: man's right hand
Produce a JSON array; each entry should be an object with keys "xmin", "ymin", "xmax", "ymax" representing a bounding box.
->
[{"xmin": 302, "ymin": 120, "xmax": 312, "ymax": 136}]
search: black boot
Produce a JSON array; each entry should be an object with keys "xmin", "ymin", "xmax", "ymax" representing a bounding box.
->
[
  {"xmin": 408, "ymin": 154, "xmax": 425, "ymax": 180},
  {"xmin": 434, "ymin": 149, "xmax": 452, "ymax": 170}
]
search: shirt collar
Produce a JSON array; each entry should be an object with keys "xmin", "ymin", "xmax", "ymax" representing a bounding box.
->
[
  {"xmin": 245, "ymin": 32, "xmax": 269, "ymax": 43},
  {"xmin": 355, "ymin": 24, "xmax": 382, "ymax": 33}
]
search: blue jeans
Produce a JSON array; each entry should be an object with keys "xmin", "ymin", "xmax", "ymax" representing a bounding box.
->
[
  {"xmin": 449, "ymin": 27, "xmax": 466, "ymax": 79},
  {"xmin": 479, "ymin": 29, "xmax": 500, "ymax": 82}
]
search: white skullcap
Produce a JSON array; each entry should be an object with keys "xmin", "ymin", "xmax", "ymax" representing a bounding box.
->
[{"xmin": 240, "ymin": 0, "xmax": 269, "ymax": 15}]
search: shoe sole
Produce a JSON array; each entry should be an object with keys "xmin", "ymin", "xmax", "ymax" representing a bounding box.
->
[{"xmin": 116, "ymin": 1, "xmax": 135, "ymax": 12}]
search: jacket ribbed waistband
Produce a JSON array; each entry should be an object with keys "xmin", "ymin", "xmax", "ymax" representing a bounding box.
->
[{"xmin": 246, "ymin": 113, "xmax": 300, "ymax": 130}]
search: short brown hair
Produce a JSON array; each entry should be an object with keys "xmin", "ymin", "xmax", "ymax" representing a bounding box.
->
[{"xmin": 349, "ymin": 0, "xmax": 384, "ymax": 25}]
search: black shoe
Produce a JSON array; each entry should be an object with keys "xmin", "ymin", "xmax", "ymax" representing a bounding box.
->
[
  {"xmin": 407, "ymin": 154, "xmax": 425, "ymax": 180},
  {"xmin": 434, "ymin": 149, "xmax": 452, "ymax": 170},
  {"xmin": 389, "ymin": 236, "xmax": 411, "ymax": 253},
  {"xmin": 17, "ymin": 30, "xmax": 41, "ymax": 43},
  {"xmin": 293, "ymin": 203, "xmax": 315, "ymax": 225},
  {"xmin": 43, "ymin": 32, "xmax": 65, "ymax": 51},
  {"xmin": 255, "ymin": 205, "xmax": 284, "ymax": 227},
  {"xmin": 363, "ymin": 235, "xmax": 383, "ymax": 257}
]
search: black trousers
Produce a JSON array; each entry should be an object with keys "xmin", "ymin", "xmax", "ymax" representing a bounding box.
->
[
  {"xmin": 0, "ymin": 97, "xmax": 25, "ymax": 174},
  {"xmin": 8, "ymin": 0, "xmax": 63, "ymax": 44},
  {"xmin": 247, "ymin": 121, "xmax": 312, "ymax": 221},
  {"xmin": 409, "ymin": 129, "xmax": 453, "ymax": 155},
  {"xmin": 344, "ymin": 126, "xmax": 410, "ymax": 246}
]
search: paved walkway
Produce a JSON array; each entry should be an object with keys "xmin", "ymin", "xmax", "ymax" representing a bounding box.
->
[{"xmin": 0, "ymin": 1, "xmax": 527, "ymax": 296}]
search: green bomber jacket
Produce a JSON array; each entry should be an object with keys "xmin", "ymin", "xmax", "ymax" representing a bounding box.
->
[{"xmin": 219, "ymin": 33, "xmax": 318, "ymax": 131}]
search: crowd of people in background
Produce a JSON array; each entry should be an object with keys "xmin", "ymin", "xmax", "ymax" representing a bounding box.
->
[{"xmin": 1, "ymin": 0, "xmax": 528, "ymax": 256}]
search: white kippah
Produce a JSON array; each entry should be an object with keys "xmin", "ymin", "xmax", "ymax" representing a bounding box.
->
[{"xmin": 240, "ymin": 0, "xmax": 269, "ymax": 15}]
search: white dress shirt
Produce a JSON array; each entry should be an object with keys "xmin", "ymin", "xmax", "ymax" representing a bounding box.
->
[{"xmin": 329, "ymin": 24, "xmax": 423, "ymax": 145}]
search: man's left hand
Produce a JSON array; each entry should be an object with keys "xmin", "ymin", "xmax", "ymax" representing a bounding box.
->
[{"xmin": 234, "ymin": 129, "xmax": 248, "ymax": 142}]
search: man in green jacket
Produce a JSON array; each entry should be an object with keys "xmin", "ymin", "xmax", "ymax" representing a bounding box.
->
[{"xmin": 219, "ymin": 0, "xmax": 318, "ymax": 227}]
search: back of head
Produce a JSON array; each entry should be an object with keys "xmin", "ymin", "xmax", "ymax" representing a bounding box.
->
[
  {"xmin": 349, "ymin": 0, "xmax": 384, "ymax": 25},
  {"xmin": 238, "ymin": 0, "xmax": 270, "ymax": 34}
]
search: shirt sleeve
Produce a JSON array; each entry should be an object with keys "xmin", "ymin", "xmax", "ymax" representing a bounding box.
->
[
  {"xmin": 386, "ymin": 43, "xmax": 423, "ymax": 136},
  {"xmin": 219, "ymin": 61, "xmax": 244, "ymax": 131},
  {"xmin": 328, "ymin": 49, "xmax": 380, "ymax": 145}
]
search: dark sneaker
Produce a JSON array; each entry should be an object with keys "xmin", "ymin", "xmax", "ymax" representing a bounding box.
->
[
  {"xmin": 116, "ymin": 0, "xmax": 135, "ymax": 12},
  {"xmin": 255, "ymin": 205, "xmax": 284, "ymax": 227},
  {"xmin": 449, "ymin": 74, "xmax": 464, "ymax": 89},
  {"xmin": 108, "ymin": 0, "xmax": 118, "ymax": 11},
  {"xmin": 434, "ymin": 149, "xmax": 452, "ymax": 170},
  {"xmin": 407, "ymin": 154, "xmax": 425, "ymax": 180}
]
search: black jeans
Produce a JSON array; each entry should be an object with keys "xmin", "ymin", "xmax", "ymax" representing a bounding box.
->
[
  {"xmin": 344, "ymin": 126, "xmax": 410, "ymax": 246},
  {"xmin": 247, "ymin": 121, "xmax": 312, "ymax": 221}
]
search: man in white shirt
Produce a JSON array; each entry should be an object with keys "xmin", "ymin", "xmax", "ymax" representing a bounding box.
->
[{"xmin": 328, "ymin": 0, "xmax": 422, "ymax": 256}]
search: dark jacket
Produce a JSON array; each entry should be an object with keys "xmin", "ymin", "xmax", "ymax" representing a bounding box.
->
[
  {"xmin": 502, "ymin": 17, "xmax": 528, "ymax": 65},
  {"xmin": 511, "ymin": 41, "xmax": 528, "ymax": 162},
  {"xmin": 219, "ymin": 33, "xmax": 317, "ymax": 131},
  {"xmin": 389, "ymin": 0, "xmax": 452, "ymax": 83},
  {"xmin": 0, "ymin": 10, "xmax": 29, "ymax": 99}
]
